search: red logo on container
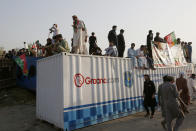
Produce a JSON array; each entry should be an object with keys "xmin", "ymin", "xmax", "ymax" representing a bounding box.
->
[
  {"xmin": 74, "ymin": 73, "xmax": 119, "ymax": 88},
  {"xmin": 74, "ymin": 73, "xmax": 85, "ymax": 88}
]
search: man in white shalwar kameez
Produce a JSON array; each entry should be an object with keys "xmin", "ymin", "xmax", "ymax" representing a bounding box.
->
[
  {"xmin": 72, "ymin": 15, "xmax": 88, "ymax": 55},
  {"xmin": 188, "ymin": 74, "xmax": 196, "ymax": 101},
  {"xmin": 127, "ymin": 43, "xmax": 138, "ymax": 68},
  {"xmin": 136, "ymin": 45, "xmax": 148, "ymax": 69}
]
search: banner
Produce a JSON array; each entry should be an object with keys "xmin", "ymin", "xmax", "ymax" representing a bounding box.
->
[{"xmin": 152, "ymin": 42, "xmax": 187, "ymax": 68}]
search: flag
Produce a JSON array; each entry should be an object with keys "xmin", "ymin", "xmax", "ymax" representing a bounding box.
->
[
  {"xmin": 15, "ymin": 54, "xmax": 28, "ymax": 76},
  {"xmin": 164, "ymin": 32, "xmax": 177, "ymax": 48},
  {"xmin": 32, "ymin": 43, "xmax": 36, "ymax": 49}
]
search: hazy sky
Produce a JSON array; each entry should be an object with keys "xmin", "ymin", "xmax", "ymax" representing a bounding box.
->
[{"xmin": 0, "ymin": 0, "xmax": 195, "ymax": 58}]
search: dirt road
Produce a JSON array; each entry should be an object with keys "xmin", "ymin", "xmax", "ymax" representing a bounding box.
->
[
  {"xmin": 0, "ymin": 87, "xmax": 196, "ymax": 131},
  {"xmin": 78, "ymin": 101, "xmax": 196, "ymax": 131}
]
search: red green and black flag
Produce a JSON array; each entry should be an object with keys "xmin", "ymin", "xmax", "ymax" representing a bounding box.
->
[
  {"xmin": 15, "ymin": 54, "xmax": 28, "ymax": 76},
  {"xmin": 164, "ymin": 32, "xmax": 177, "ymax": 48}
]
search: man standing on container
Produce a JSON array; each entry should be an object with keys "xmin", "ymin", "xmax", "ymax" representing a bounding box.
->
[
  {"xmin": 108, "ymin": 25, "xmax": 118, "ymax": 47},
  {"xmin": 187, "ymin": 42, "xmax": 192, "ymax": 63},
  {"xmin": 89, "ymin": 32, "xmax": 97, "ymax": 55},
  {"xmin": 176, "ymin": 72, "xmax": 190, "ymax": 111},
  {"xmin": 117, "ymin": 29, "xmax": 125, "ymax": 57},
  {"xmin": 176, "ymin": 38, "xmax": 181, "ymax": 45},
  {"xmin": 161, "ymin": 76, "xmax": 185, "ymax": 131},
  {"xmin": 72, "ymin": 15, "xmax": 88, "ymax": 55},
  {"xmin": 49, "ymin": 24, "xmax": 59, "ymax": 37},
  {"xmin": 146, "ymin": 30, "xmax": 153, "ymax": 59},
  {"xmin": 143, "ymin": 74, "xmax": 157, "ymax": 119}
]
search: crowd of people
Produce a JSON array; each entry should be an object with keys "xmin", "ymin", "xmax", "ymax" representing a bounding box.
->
[
  {"xmin": 0, "ymin": 15, "xmax": 195, "ymax": 131},
  {"xmin": 2, "ymin": 15, "xmax": 193, "ymax": 69},
  {"xmin": 180, "ymin": 41, "xmax": 192, "ymax": 63},
  {"xmin": 143, "ymin": 73, "xmax": 196, "ymax": 131}
]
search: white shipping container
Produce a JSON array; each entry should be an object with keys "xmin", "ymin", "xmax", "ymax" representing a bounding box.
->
[{"xmin": 36, "ymin": 53, "xmax": 194, "ymax": 131}]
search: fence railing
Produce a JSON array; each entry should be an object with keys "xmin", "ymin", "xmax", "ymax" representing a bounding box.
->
[
  {"xmin": 0, "ymin": 58, "xmax": 14, "ymax": 68},
  {"xmin": 0, "ymin": 58, "xmax": 16, "ymax": 89}
]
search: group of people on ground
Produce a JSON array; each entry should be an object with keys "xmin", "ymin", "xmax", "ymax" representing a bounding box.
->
[{"xmin": 143, "ymin": 73, "xmax": 196, "ymax": 131}]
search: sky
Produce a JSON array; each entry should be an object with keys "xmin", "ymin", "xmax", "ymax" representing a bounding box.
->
[{"xmin": 0, "ymin": 0, "xmax": 196, "ymax": 60}]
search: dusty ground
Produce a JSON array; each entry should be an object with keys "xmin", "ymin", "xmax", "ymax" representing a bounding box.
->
[
  {"xmin": 0, "ymin": 86, "xmax": 196, "ymax": 131},
  {"xmin": 0, "ymin": 87, "xmax": 57, "ymax": 131}
]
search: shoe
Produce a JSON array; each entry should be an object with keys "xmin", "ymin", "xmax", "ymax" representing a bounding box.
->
[
  {"xmin": 161, "ymin": 121, "xmax": 167, "ymax": 130},
  {"xmin": 150, "ymin": 115, "xmax": 154, "ymax": 119}
]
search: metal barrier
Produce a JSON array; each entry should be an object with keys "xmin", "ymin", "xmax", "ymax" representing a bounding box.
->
[
  {"xmin": 0, "ymin": 58, "xmax": 14, "ymax": 68},
  {"xmin": 0, "ymin": 58, "xmax": 16, "ymax": 89}
]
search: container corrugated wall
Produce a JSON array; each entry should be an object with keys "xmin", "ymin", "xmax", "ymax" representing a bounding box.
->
[
  {"xmin": 36, "ymin": 54, "xmax": 64, "ymax": 128},
  {"xmin": 37, "ymin": 53, "xmax": 194, "ymax": 131}
]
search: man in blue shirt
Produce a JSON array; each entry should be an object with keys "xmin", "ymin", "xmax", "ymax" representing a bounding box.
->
[{"xmin": 127, "ymin": 43, "xmax": 137, "ymax": 68}]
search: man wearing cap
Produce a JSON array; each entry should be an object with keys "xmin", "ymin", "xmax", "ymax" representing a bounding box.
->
[
  {"xmin": 108, "ymin": 25, "xmax": 118, "ymax": 47},
  {"xmin": 117, "ymin": 29, "xmax": 125, "ymax": 57},
  {"xmin": 72, "ymin": 15, "xmax": 88, "ymax": 54}
]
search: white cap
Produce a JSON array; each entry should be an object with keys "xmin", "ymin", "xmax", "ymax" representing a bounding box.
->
[{"xmin": 179, "ymin": 72, "xmax": 185, "ymax": 77}]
